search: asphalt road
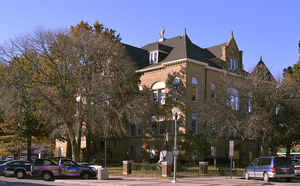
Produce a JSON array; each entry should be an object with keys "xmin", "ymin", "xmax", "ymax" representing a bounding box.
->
[
  {"xmin": 0, "ymin": 177, "xmax": 87, "ymax": 186},
  {"xmin": 1, "ymin": 176, "xmax": 300, "ymax": 186}
]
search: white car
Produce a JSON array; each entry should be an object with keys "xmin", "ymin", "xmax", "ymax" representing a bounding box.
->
[
  {"xmin": 294, "ymin": 162, "xmax": 300, "ymax": 176},
  {"xmin": 5, "ymin": 156, "xmax": 13, "ymax": 161}
]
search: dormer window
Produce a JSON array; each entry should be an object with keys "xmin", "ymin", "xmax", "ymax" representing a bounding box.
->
[{"xmin": 149, "ymin": 51, "xmax": 158, "ymax": 64}]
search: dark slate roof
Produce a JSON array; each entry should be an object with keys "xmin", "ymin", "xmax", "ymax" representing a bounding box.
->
[
  {"xmin": 251, "ymin": 58, "xmax": 275, "ymax": 81},
  {"xmin": 207, "ymin": 43, "xmax": 226, "ymax": 59},
  {"xmin": 141, "ymin": 35, "xmax": 221, "ymax": 70},
  {"xmin": 122, "ymin": 43, "xmax": 149, "ymax": 68}
]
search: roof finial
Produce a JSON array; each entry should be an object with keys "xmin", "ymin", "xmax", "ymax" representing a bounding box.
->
[
  {"xmin": 230, "ymin": 31, "xmax": 234, "ymax": 39},
  {"xmin": 159, "ymin": 26, "xmax": 165, "ymax": 42},
  {"xmin": 260, "ymin": 56, "xmax": 263, "ymax": 61},
  {"xmin": 184, "ymin": 28, "xmax": 187, "ymax": 36}
]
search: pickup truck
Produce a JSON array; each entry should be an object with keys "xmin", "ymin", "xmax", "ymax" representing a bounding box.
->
[{"xmin": 31, "ymin": 158, "xmax": 97, "ymax": 181}]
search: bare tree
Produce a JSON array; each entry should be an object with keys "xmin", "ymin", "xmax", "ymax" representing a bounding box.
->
[{"xmin": 0, "ymin": 21, "xmax": 148, "ymax": 161}]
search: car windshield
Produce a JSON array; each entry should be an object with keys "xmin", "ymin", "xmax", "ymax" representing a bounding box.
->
[{"xmin": 274, "ymin": 157, "xmax": 292, "ymax": 166}]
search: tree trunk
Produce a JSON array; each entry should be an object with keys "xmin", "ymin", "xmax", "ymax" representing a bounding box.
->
[
  {"xmin": 67, "ymin": 119, "xmax": 82, "ymax": 162},
  {"xmin": 286, "ymin": 143, "xmax": 291, "ymax": 158},
  {"xmin": 66, "ymin": 138, "xmax": 72, "ymax": 158},
  {"xmin": 71, "ymin": 138, "xmax": 80, "ymax": 162},
  {"xmin": 86, "ymin": 128, "xmax": 92, "ymax": 162},
  {"xmin": 27, "ymin": 136, "xmax": 32, "ymax": 161}
]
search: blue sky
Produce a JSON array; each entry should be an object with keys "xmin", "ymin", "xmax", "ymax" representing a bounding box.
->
[{"xmin": 1, "ymin": 0, "xmax": 299, "ymax": 77}]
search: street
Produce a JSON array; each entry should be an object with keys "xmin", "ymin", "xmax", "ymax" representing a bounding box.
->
[{"xmin": 1, "ymin": 176, "xmax": 300, "ymax": 186}]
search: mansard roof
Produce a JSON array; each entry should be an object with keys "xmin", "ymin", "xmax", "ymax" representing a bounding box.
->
[
  {"xmin": 140, "ymin": 34, "xmax": 222, "ymax": 70},
  {"xmin": 122, "ymin": 43, "xmax": 149, "ymax": 68}
]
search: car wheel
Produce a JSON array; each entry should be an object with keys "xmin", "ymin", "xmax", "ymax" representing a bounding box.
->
[
  {"xmin": 81, "ymin": 172, "xmax": 89, "ymax": 179},
  {"xmin": 16, "ymin": 170, "xmax": 25, "ymax": 179},
  {"xmin": 42, "ymin": 172, "xmax": 53, "ymax": 181},
  {"xmin": 263, "ymin": 172, "xmax": 269, "ymax": 183},
  {"xmin": 245, "ymin": 172, "xmax": 250, "ymax": 180}
]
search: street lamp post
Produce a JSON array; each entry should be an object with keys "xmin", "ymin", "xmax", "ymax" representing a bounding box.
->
[{"xmin": 171, "ymin": 107, "xmax": 180, "ymax": 184}]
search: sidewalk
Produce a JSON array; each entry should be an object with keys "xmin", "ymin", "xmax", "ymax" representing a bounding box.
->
[{"xmin": 55, "ymin": 176, "xmax": 264, "ymax": 186}]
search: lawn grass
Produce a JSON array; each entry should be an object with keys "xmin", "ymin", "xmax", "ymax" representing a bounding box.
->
[{"xmin": 105, "ymin": 164, "xmax": 244, "ymax": 177}]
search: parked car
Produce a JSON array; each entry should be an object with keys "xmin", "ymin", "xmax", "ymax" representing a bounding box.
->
[
  {"xmin": 5, "ymin": 156, "xmax": 13, "ymax": 161},
  {"xmin": 0, "ymin": 161, "xmax": 9, "ymax": 175},
  {"xmin": 3, "ymin": 160, "xmax": 31, "ymax": 179},
  {"xmin": 293, "ymin": 161, "xmax": 300, "ymax": 176},
  {"xmin": 77, "ymin": 162, "xmax": 102, "ymax": 172},
  {"xmin": 0, "ymin": 161, "xmax": 7, "ymax": 164},
  {"xmin": 31, "ymin": 158, "xmax": 97, "ymax": 181},
  {"xmin": 245, "ymin": 156, "xmax": 295, "ymax": 182}
]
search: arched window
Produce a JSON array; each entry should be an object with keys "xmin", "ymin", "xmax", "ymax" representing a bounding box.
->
[
  {"xmin": 192, "ymin": 77, "xmax": 198, "ymax": 101},
  {"xmin": 152, "ymin": 82, "xmax": 166, "ymax": 105},
  {"xmin": 227, "ymin": 88, "xmax": 239, "ymax": 110}
]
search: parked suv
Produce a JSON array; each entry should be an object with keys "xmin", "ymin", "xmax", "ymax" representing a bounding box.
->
[{"xmin": 245, "ymin": 156, "xmax": 295, "ymax": 182}]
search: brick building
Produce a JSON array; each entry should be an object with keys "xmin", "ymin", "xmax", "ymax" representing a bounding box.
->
[{"xmin": 56, "ymin": 29, "xmax": 274, "ymax": 164}]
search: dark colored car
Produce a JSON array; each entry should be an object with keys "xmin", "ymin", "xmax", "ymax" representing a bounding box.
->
[
  {"xmin": 0, "ymin": 161, "xmax": 7, "ymax": 164},
  {"xmin": 0, "ymin": 161, "xmax": 8, "ymax": 175},
  {"xmin": 31, "ymin": 158, "xmax": 97, "ymax": 181},
  {"xmin": 245, "ymin": 156, "xmax": 295, "ymax": 182},
  {"xmin": 3, "ymin": 160, "xmax": 31, "ymax": 179}
]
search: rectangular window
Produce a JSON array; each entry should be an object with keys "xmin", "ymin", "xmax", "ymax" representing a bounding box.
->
[
  {"xmin": 150, "ymin": 121, "xmax": 156, "ymax": 135},
  {"xmin": 210, "ymin": 118, "xmax": 216, "ymax": 136},
  {"xmin": 160, "ymin": 89, "xmax": 166, "ymax": 105},
  {"xmin": 137, "ymin": 127, "xmax": 142, "ymax": 137},
  {"xmin": 229, "ymin": 59, "xmax": 233, "ymax": 70},
  {"xmin": 159, "ymin": 123, "xmax": 165, "ymax": 135},
  {"xmin": 153, "ymin": 90, "xmax": 158, "ymax": 104},
  {"xmin": 192, "ymin": 87, "xmax": 198, "ymax": 101},
  {"xmin": 149, "ymin": 53, "xmax": 153, "ymax": 64},
  {"xmin": 248, "ymin": 98, "xmax": 252, "ymax": 113},
  {"xmin": 158, "ymin": 116, "xmax": 165, "ymax": 135},
  {"xmin": 149, "ymin": 51, "xmax": 158, "ymax": 64},
  {"xmin": 276, "ymin": 104, "xmax": 280, "ymax": 115},
  {"xmin": 191, "ymin": 113, "xmax": 198, "ymax": 135},
  {"xmin": 130, "ymin": 124, "xmax": 136, "ymax": 136},
  {"xmin": 150, "ymin": 116, "xmax": 156, "ymax": 135},
  {"xmin": 153, "ymin": 89, "xmax": 166, "ymax": 105},
  {"xmin": 229, "ymin": 95, "xmax": 239, "ymax": 111},
  {"xmin": 172, "ymin": 89, "xmax": 177, "ymax": 102},
  {"xmin": 211, "ymin": 83, "xmax": 216, "ymax": 99}
]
